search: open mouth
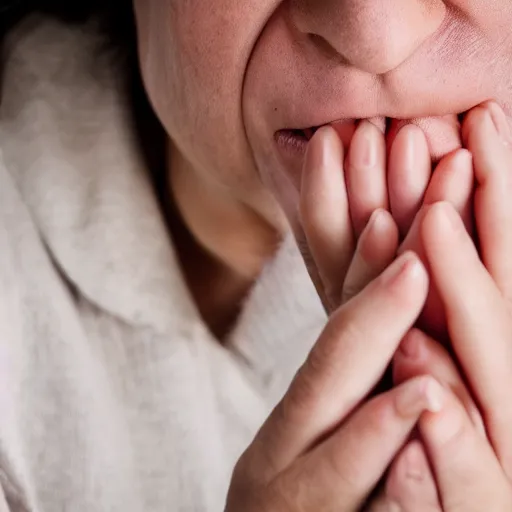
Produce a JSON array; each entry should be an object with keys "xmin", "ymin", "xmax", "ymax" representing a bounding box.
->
[
  {"xmin": 275, "ymin": 118, "xmax": 368, "ymax": 156},
  {"xmin": 275, "ymin": 116, "xmax": 389, "ymax": 156},
  {"xmin": 275, "ymin": 125, "xmax": 329, "ymax": 154},
  {"xmin": 279, "ymin": 126, "xmax": 319, "ymax": 143},
  {"xmin": 295, "ymin": 127, "xmax": 319, "ymax": 141},
  {"xmin": 276, "ymin": 112, "xmax": 466, "ymax": 159}
]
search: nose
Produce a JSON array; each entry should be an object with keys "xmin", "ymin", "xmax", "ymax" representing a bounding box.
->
[{"xmin": 290, "ymin": 0, "xmax": 446, "ymax": 75}]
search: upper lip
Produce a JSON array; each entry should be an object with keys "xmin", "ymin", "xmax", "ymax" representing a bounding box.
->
[
  {"xmin": 277, "ymin": 96, "xmax": 477, "ymax": 134},
  {"xmin": 292, "ymin": 116, "xmax": 388, "ymax": 140},
  {"xmin": 281, "ymin": 111, "xmax": 466, "ymax": 140}
]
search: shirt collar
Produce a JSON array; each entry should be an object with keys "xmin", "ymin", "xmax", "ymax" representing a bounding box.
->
[
  {"xmin": 0, "ymin": 16, "xmax": 198, "ymax": 334},
  {"xmin": 0, "ymin": 16, "xmax": 326, "ymax": 359}
]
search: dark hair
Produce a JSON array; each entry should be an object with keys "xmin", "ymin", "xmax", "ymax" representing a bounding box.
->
[{"xmin": 0, "ymin": 1, "xmax": 169, "ymax": 213}]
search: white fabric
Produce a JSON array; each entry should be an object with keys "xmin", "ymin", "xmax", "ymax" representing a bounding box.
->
[{"xmin": 0, "ymin": 16, "xmax": 326, "ymax": 511}]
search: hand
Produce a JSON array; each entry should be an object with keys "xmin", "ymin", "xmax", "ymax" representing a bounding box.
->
[
  {"xmin": 380, "ymin": 102, "xmax": 512, "ymax": 510},
  {"xmin": 362, "ymin": 139, "xmax": 474, "ymax": 510},
  {"xmin": 343, "ymin": 117, "xmax": 473, "ymax": 339},
  {"xmin": 389, "ymin": 328, "xmax": 512, "ymax": 511},
  {"xmin": 290, "ymin": 103, "xmax": 509, "ymax": 509},
  {"xmin": 226, "ymin": 251, "xmax": 442, "ymax": 511},
  {"xmin": 296, "ymin": 119, "xmax": 472, "ymax": 510},
  {"xmin": 298, "ymin": 118, "xmax": 427, "ymax": 312},
  {"xmin": 298, "ymin": 115, "xmax": 471, "ymax": 340}
]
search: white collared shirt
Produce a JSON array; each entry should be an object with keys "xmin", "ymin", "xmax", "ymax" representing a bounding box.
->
[{"xmin": 0, "ymin": 16, "xmax": 326, "ymax": 511}]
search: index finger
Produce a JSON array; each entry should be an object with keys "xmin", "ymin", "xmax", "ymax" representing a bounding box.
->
[
  {"xmin": 422, "ymin": 201, "xmax": 512, "ymax": 477},
  {"xmin": 462, "ymin": 103, "xmax": 512, "ymax": 302},
  {"xmin": 420, "ymin": 387, "xmax": 512, "ymax": 510},
  {"xmin": 251, "ymin": 251, "xmax": 429, "ymax": 475}
]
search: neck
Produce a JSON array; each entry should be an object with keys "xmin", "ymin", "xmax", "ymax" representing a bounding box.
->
[{"xmin": 168, "ymin": 146, "xmax": 284, "ymax": 339}]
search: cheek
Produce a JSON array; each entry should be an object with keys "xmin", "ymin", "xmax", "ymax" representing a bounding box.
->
[{"xmin": 134, "ymin": 0, "xmax": 281, "ymax": 197}]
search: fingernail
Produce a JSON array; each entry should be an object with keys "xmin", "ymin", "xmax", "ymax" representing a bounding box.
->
[
  {"xmin": 350, "ymin": 121, "xmax": 378, "ymax": 168},
  {"xmin": 403, "ymin": 125, "xmax": 421, "ymax": 170},
  {"xmin": 301, "ymin": 127, "xmax": 343, "ymax": 199},
  {"xmin": 368, "ymin": 208, "xmax": 388, "ymax": 233},
  {"xmin": 304, "ymin": 127, "xmax": 341, "ymax": 172},
  {"xmin": 488, "ymin": 102, "xmax": 512, "ymax": 145},
  {"xmin": 396, "ymin": 378, "xmax": 445, "ymax": 417},
  {"xmin": 380, "ymin": 251, "xmax": 421, "ymax": 286}
]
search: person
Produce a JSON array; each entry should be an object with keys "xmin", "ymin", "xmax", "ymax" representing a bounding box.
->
[{"xmin": 0, "ymin": 1, "xmax": 511, "ymax": 510}]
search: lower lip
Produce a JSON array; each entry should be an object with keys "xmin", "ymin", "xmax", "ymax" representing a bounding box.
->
[
  {"xmin": 275, "ymin": 120, "xmax": 357, "ymax": 160},
  {"xmin": 274, "ymin": 129, "xmax": 310, "ymax": 157}
]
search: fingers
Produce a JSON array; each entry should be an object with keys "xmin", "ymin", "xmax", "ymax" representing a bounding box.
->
[
  {"xmin": 346, "ymin": 121, "xmax": 388, "ymax": 236},
  {"xmin": 393, "ymin": 329, "xmax": 484, "ymax": 434},
  {"xmin": 422, "ymin": 149, "xmax": 474, "ymax": 233},
  {"xmin": 388, "ymin": 124, "xmax": 432, "ymax": 236},
  {"xmin": 385, "ymin": 441, "xmax": 441, "ymax": 512},
  {"xmin": 342, "ymin": 209, "xmax": 399, "ymax": 303},
  {"xmin": 387, "ymin": 116, "xmax": 463, "ymax": 163},
  {"xmin": 399, "ymin": 148, "xmax": 474, "ymax": 258},
  {"xmin": 462, "ymin": 102, "xmax": 512, "ymax": 303},
  {"xmin": 252, "ymin": 252, "xmax": 429, "ymax": 474},
  {"xmin": 421, "ymin": 201, "xmax": 512, "ymax": 477},
  {"xmin": 286, "ymin": 376, "xmax": 444, "ymax": 511},
  {"xmin": 300, "ymin": 126, "xmax": 355, "ymax": 310},
  {"xmin": 398, "ymin": 149, "xmax": 474, "ymax": 339},
  {"xmin": 420, "ymin": 388, "xmax": 512, "ymax": 511}
]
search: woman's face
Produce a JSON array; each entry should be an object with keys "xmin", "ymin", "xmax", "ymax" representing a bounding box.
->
[{"xmin": 133, "ymin": 1, "xmax": 512, "ymax": 231}]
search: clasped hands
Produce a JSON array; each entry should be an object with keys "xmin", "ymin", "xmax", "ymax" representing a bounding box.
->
[{"xmin": 227, "ymin": 102, "xmax": 512, "ymax": 511}]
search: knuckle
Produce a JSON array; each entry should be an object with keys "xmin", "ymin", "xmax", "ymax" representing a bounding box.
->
[
  {"xmin": 307, "ymin": 336, "xmax": 334, "ymax": 376},
  {"xmin": 362, "ymin": 396, "xmax": 395, "ymax": 437},
  {"xmin": 323, "ymin": 447, "xmax": 368, "ymax": 500},
  {"xmin": 280, "ymin": 365, "xmax": 319, "ymax": 423},
  {"xmin": 279, "ymin": 313, "xmax": 367, "ymax": 427},
  {"xmin": 269, "ymin": 464, "xmax": 344, "ymax": 512},
  {"xmin": 302, "ymin": 322, "xmax": 353, "ymax": 384},
  {"xmin": 329, "ymin": 308, "xmax": 365, "ymax": 347},
  {"xmin": 305, "ymin": 324, "xmax": 344, "ymax": 379}
]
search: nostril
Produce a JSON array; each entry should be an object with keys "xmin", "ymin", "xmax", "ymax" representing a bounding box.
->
[
  {"xmin": 294, "ymin": 0, "xmax": 447, "ymax": 76},
  {"xmin": 307, "ymin": 33, "xmax": 350, "ymax": 66}
]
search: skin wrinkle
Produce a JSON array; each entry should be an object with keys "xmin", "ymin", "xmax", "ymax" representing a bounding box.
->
[{"xmin": 295, "ymin": 0, "xmax": 443, "ymax": 75}]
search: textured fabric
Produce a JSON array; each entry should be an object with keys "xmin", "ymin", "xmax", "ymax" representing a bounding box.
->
[{"xmin": 0, "ymin": 16, "xmax": 326, "ymax": 512}]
